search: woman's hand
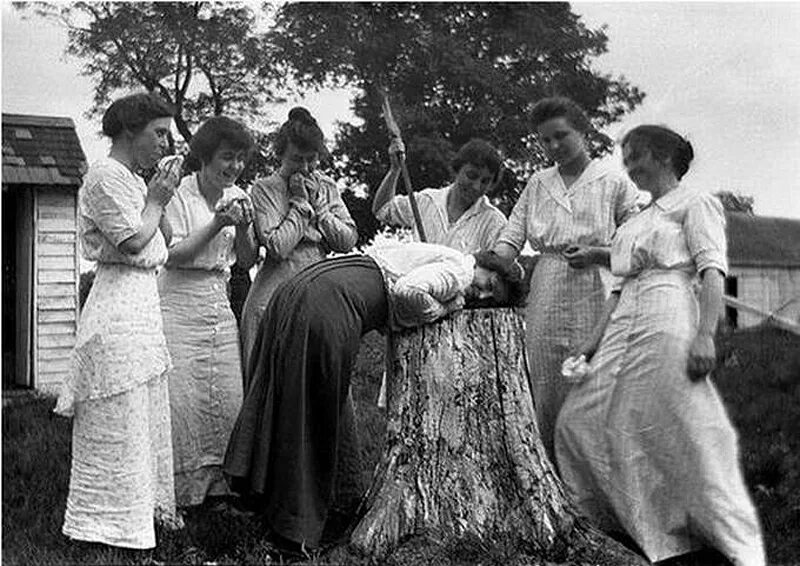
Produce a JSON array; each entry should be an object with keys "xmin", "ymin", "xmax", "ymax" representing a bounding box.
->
[
  {"xmin": 687, "ymin": 332, "xmax": 716, "ymax": 381},
  {"xmin": 146, "ymin": 169, "xmax": 176, "ymax": 207},
  {"xmin": 214, "ymin": 201, "xmax": 246, "ymax": 228},
  {"xmin": 563, "ymin": 244, "xmax": 600, "ymax": 269},
  {"xmin": 388, "ymin": 138, "xmax": 406, "ymax": 171},
  {"xmin": 288, "ymin": 173, "xmax": 310, "ymax": 202},
  {"xmin": 573, "ymin": 335, "xmax": 601, "ymax": 362}
]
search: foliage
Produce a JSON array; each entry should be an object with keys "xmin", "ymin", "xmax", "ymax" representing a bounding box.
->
[
  {"xmin": 269, "ymin": 2, "xmax": 645, "ymax": 241},
  {"xmin": 19, "ymin": 1, "xmax": 280, "ymax": 144},
  {"xmin": 715, "ymin": 190, "xmax": 756, "ymax": 214}
]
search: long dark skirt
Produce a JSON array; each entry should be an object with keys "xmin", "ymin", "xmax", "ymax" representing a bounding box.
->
[{"xmin": 223, "ymin": 255, "xmax": 388, "ymax": 547}]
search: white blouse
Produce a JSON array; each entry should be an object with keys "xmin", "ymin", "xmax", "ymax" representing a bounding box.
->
[
  {"xmin": 365, "ymin": 241, "xmax": 475, "ymax": 328},
  {"xmin": 79, "ymin": 157, "xmax": 168, "ymax": 268},
  {"xmin": 497, "ymin": 159, "xmax": 641, "ymax": 254},
  {"xmin": 163, "ymin": 174, "xmax": 248, "ymax": 272},
  {"xmin": 611, "ymin": 185, "xmax": 728, "ymax": 285},
  {"xmin": 376, "ymin": 185, "xmax": 507, "ymax": 253}
]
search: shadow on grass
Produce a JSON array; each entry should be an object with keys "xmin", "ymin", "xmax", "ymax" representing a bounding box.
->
[{"xmin": 2, "ymin": 327, "xmax": 798, "ymax": 564}]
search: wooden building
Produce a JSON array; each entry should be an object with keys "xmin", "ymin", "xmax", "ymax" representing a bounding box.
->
[
  {"xmin": 2, "ymin": 114, "xmax": 87, "ymax": 392},
  {"xmin": 725, "ymin": 212, "xmax": 800, "ymax": 329}
]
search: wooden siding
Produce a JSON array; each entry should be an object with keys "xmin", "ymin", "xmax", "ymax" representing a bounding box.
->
[
  {"xmin": 34, "ymin": 188, "xmax": 78, "ymax": 392},
  {"xmin": 728, "ymin": 265, "xmax": 800, "ymax": 328}
]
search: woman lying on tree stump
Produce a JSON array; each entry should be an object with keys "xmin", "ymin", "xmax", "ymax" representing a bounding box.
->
[{"xmin": 222, "ymin": 242, "xmax": 527, "ymax": 554}]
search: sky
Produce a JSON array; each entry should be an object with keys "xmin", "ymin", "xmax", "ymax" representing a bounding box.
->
[{"xmin": 3, "ymin": 2, "xmax": 799, "ymax": 219}]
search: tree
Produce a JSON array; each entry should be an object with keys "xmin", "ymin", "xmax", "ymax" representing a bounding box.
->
[
  {"xmin": 20, "ymin": 2, "xmax": 280, "ymax": 144},
  {"xmin": 343, "ymin": 309, "xmax": 646, "ymax": 564},
  {"xmin": 269, "ymin": 2, "xmax": 645, "ymax": 243},
  {"xmin": 716, "ymin": 191, "xmax": 755, "ymax": 214}
]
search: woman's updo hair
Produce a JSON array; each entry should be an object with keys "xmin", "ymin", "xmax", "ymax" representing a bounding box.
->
[
  {"xmin": 273, "ymin": 107, "xmax": 328, "ymax": 160},
  {"xmin": 530, "ymin": 96, "xmax": 592, "ymax": 134},
  {"xmin": 621, "ymin": 125, "xmax": 694, "ymax": 180},
  {"xmin": 451, "ymin": 139, "xmax": 502, "ymax": 181},
  {"xmin": 185, "ymin": 116, "xmax": 255, "ymax": 172},
  {"xmin": 101, "ymin": 92, "xmax": 174, "ymax": 138}
]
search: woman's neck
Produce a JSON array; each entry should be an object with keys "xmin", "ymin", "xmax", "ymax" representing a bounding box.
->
[
  {"xmin": 109, "ymin": 142, "xmax": 135, "ymax": 172},
  {"xmin": 558, "ymin": 152, "xmax": 591, "ymax": 179},
  {"xmin": 651, "ymin": 169, "xmax": 681, "ymax": 200},
  {"xmin": 197, "ymin": 170, "xmax": 223, "ymax": 205},
  {"xmin": 447, "ymin": 186, "xmax": 474, "ymax": 222}
]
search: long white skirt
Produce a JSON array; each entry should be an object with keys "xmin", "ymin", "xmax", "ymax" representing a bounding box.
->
[
  {"xmin": 60, "ymin": 264, "xmax": 179, "ymax": 549},
  {"xmin": 555, "ymin": 271, "xmax": 765, "ymax": 565}
]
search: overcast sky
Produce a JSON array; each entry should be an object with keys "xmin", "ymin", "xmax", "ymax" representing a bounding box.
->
[{"xmin": 3, "ymin": 2, "xmax": 799, "ymax": 219}]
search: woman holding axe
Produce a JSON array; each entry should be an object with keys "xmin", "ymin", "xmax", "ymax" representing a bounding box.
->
[{"xmin": 372, "ymin": 94, "xmax": 507, "ymax": 254}]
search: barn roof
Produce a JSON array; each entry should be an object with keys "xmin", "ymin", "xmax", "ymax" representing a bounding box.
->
[
  {"xmin": 2, "ymin": 113, "xmax": 87, "ymax": 187},
  {"xmin": 726, "ymin": 212, "xmax": 800, "ymax": 268}
]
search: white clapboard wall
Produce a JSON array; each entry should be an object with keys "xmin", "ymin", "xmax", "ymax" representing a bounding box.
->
[{"xmin": 34, "ymin": 188, "xmax": 79, "ymax": 393}]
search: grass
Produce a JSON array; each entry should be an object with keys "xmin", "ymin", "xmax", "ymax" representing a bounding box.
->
[{"xmin": 3, "ymin": 326, "xmax": 799, "ymax": 565}]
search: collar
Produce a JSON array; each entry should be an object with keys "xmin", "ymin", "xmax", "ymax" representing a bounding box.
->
[{"xmin": 652, "ymin": 183, "xmax": 693, "ymax": 212}]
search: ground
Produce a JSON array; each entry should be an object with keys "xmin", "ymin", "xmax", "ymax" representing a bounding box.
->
[{"xmin": 2, "ymin": 326, "xmax": 799, "ymax": 565}]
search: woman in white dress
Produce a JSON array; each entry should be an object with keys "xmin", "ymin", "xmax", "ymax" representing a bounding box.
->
[
  {"xmin": 158, "ymin": 116, "xmax": 258, "ymax": 507},
  {"xmin": 55, "ymin": 93, "xmax": 182, "ymax": 549},
  {"xmin": 493, "ymin": 97, "xmax": 640, "ymax": 459},
  {"xmin": 555, "ymin": 125, "xmax": 765, "ymax": 565}
]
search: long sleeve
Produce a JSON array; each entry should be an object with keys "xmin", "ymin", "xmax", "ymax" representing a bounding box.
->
[
  {"xmin": 392, "ymin": 260, "xmax": 468, "ymax": 327},
  {"xmin": 315, "ymin": 174, "xmax": 358, "ymax": 252},
  {"xmin": 251, "ymin": 176, "xmax": 314, "ymax": 260},
  {"xmin": 375, "ymin": 194, "xmax": 415, "ymax": 228}
]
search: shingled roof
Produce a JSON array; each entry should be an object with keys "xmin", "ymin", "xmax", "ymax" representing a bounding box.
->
[
  {"xmin": 726, "ymin": 212, "xmax": 800, "ymax": 268},
  {"xmin": 2, "ymin": 113, "xmax": 87, "ymax": 186}
]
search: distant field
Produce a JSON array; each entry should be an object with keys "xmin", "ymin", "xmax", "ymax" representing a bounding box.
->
[{"xmin": 3, "ymin": 326, "xmax": 798, "ymax": 565}]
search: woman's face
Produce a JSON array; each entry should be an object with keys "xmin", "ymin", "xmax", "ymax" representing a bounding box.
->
[
  {"xmin": 203, "ymin": 141, "xmax": 247, "ymax": 189},
  {"xmin": 622, "ymin": 142, "xmax": 661, "ymax": 193},
  {"xmin": 466, "ymin": 265, "xmax": 508, "ymax": 302},
  {"xmin": 453, "ymin": 164, "xmax": 495, "ymax": 205},
  {"xmin": 280, "ymin": 142, "xmax": 319, "ymax": 177},
  {"xmin": 536, "ymin": 116, "xmax": 587, "ymax": 167},
  {"xmin": 131, "ymin": 117, "xmax": 172, "ymax": 170}
]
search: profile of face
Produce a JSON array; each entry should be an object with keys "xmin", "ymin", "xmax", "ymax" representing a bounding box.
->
[
  {"xmin": 622, "ymin": 142, "xmax": 662, "ymax": 193},
  {"xmin": 536, "ymin": 116, "xmax": 587, "ymax": 167},
  {"xmin": 131, "ymin": 117, "xmax": 173, "ymax": 170},
  {"xmin": 465, "ymin": 265, "xmax": 508, "ymax": 303},
  {"xmin": 203, "ymin": 141, "xmax": 248, "ymax": 189},
  {"xmin": 280, "ymin": 142, "xmax": 319, "ymax": 178},
  {"xmin": 453, "ymin": 164, "xmax": 495, "ymax": 204}
]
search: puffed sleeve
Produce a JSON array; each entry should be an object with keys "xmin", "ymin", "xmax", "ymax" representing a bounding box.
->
[
  {"xmin": 82, "ymin": 168, "xmax": 143, "ymax": 246},
  {"xmin": 375, "ymin": 193, "xmax": 415, "ymax": 228},
  {"xmin": 251, "ymin": 176, "xmax": 314, "ymax": 260},
  {"xmin": 315, "ymin": 175, "xmax": 358, "ymax": 252},
  {"xmin": 685, "ymin": 193, "xmax": 728, "ymax": 276},
  {"xmin": 392, "ymin": 261, "xmax": 466, "ymax": 326},
  {"xmin": 495, "ymin": 177, "xmax": 532, "ymax": 252}
]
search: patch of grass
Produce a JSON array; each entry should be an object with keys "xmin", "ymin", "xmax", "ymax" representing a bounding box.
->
[
  {"xmin": 2, "ymin": 327, "xmax": 798, "ymax": 564},
  {"xmin": 714, "ymin": 326, "xmax": 800, "ymax": 564}
]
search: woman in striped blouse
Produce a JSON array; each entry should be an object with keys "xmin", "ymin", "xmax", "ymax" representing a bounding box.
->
[{"xmin": 493, "ymin": 97, "xmax": 640, "ymax": 460}]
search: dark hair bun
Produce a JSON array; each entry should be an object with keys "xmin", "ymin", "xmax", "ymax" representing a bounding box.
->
[{"xmin": 288, "ymin": 107, "xmax": 314, "ymax": 124}]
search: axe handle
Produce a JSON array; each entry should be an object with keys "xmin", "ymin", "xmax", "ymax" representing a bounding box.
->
[{"xmin": 380, "ymin": 90, "xmax": 427, "ymax": 241}]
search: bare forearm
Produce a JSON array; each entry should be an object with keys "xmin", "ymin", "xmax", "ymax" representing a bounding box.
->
[
  {"xmin": 167, "ymin": 219, "xmax": 223, "ymax": 266},
  {"xmin": 372, "ymin": 168, "xmax": 401, "ymax": 216},
  {"xmin": 234, "ymin": 224, "xmax": 258, "ymax": 269},
  {"xmin": 697, "ymin": 268, "xmax": 724, "ymax": 337},
  {"xmin": 118, "ymin": 201, "xmax": 165, "ymax": 255}
]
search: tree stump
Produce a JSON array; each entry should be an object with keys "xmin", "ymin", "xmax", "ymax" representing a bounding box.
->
[{"xmin": 348, "ymin": 308, "xmax": 646, "ymax": 564}]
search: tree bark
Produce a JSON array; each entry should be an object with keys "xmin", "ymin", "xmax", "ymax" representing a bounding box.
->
[{"xmin": 348, "ymin": 308, "xmax": 646, "ymax": 564}]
